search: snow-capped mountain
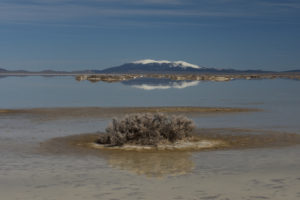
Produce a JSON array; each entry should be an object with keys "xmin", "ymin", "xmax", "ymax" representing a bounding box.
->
[
  {"xmin": 132, "ymin": 59, "xmax": 201, "ymax": 69},
  {"xmin": 100, "ymin": 59, "xmax": 207, "ymax": 74}
]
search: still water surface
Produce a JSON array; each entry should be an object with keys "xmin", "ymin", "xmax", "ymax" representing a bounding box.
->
[
  {"xmin": 1, "ymin": 76, "xmax": 300, "ymax": 131},
  {"xmin": 0, "ymin": 76, "xmax": 299, "ymax": 108},
  {"xmin": 1, "ymin": 76, "xmax": 300, "ymax": 200}
]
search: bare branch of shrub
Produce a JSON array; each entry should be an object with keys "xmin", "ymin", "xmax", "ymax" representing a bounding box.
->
[{"xmin": 96, "ymin": 113, "xmax": 195, "ymax": 146}]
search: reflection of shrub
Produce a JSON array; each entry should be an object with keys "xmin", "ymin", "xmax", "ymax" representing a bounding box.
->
[{"xmin": 97, "ymin": 113, "xmax": 195, "ymax": 146}]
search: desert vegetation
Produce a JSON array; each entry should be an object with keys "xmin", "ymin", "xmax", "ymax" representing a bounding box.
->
[{"xmin": 96, "ymin": 113, "xmax": 195, "ymax": 146}]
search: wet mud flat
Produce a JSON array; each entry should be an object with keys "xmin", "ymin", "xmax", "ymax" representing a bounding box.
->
[
  {"xmin": 38, "ymin": 128, "xmax": 300, "ymax": 177},
  {"xmin": 2, "ymin": 107, "xmax": 300, "ymax": 199},
  {"xmin": 39, "ymin": 128, "xmax": 300, "ymax": 154}
]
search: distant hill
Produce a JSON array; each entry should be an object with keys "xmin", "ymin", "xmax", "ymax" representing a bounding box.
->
[
  {"xmin": 0, "ymin": 68, "xmax": 92, "ymax": 74},
  {"xmin": 283, "ymin": 70, "xmax": 300, "ymax": 73},
  {"xmin": 0, "ymin": 68, "xmax": 29, "ymax": 73},
  {"xmin": 0, "ymin": 68, "xmax": 8, "ymax": 73}
]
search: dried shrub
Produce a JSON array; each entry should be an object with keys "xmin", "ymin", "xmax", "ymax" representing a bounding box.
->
[{"xmin": 97, "ymin": 113, "xmax": 195, "ymax": 146}]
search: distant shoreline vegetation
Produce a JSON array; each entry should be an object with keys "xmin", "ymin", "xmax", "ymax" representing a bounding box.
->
[{"xmin": 75, "ymin": 73, "xmax": 300, "ymax": 85}]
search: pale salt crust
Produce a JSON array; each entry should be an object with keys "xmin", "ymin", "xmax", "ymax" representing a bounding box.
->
[{"xmin": 89, "ymin": 140, "xmax": 223, "ymax": 151}]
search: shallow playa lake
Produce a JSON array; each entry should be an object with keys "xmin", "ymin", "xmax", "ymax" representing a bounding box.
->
[{"xmin": 1, "ymin": 76, "xmax": 300, "ymax": 199}]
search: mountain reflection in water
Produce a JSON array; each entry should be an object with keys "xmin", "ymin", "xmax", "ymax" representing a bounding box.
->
[{"xmin": 122, "ymin": 78, "xmax": 200, "ymax": 90}]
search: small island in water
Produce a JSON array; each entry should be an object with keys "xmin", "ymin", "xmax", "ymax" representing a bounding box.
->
[{"xmin": 93, "ymin": 113, "xmax": 225, "ymax": 151}]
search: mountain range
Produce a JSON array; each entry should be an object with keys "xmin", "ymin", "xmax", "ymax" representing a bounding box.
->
[
  {"xmin": 0, "ymin": 59, "xmax": 298, "ymax": 75},
  {"xmin": 99, "ymin": 59, "xmax": 272, "ymax": 74}
]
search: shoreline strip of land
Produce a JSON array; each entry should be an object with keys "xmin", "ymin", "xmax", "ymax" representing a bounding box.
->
[{"xmin": 0, "ymin": 106, "xmax": 261, "ymax": 119}]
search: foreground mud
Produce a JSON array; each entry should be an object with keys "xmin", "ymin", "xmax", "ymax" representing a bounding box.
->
[{"xmin": 38, "ymin": 128, "xmax": 300, "ymax": 177}]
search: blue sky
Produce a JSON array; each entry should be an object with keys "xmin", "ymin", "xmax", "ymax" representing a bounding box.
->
[{"xmin": 0, "ymin": 0, "xmax": 299, "ymax": 71}]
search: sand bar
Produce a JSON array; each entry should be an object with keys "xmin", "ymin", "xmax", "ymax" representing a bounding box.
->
[{"xmin": 0, "ymin": 106, "xmax": 260, "ymax": 120}]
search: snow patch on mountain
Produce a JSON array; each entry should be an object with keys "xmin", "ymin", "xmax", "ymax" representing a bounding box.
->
[{"xmin": 132, "ymin": 59, "xmax": 201, "ymax": 69}]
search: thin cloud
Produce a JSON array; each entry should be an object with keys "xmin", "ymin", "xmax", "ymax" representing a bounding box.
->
[
  {"xmin": 0, "ymin": 2, "xmax": 254, "ymax": 22},
  {"xmin": 15, "ymin": 0, "xmax": 185, "ymax": 5},
  {"xmin": 0, "ymin": 0, "xmax": 298, "ymax": 27},
  {"xmin": 260, "ymin": 2, "xmax": 300, "ymax": 9}
]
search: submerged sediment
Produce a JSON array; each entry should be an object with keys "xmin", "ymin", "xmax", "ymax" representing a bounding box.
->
[
  {"xmin": 38, "ymin": 128, "xmax": 300, "ymax": 177},
  {"xmin": 39, "ymin": 128, "xmax": 300, "ymax": 153}
]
